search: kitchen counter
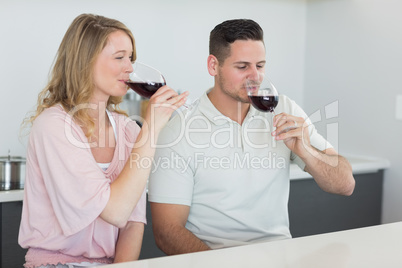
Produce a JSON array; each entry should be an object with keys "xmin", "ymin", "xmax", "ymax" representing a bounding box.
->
[
  {"xmin": 290, "ymin": 154, "xmax": 390, "ymax": 180},
  {"xmin": 0, "ymin": 189, "xmax": 24, "ymax": 203},
  {"xmin": 288, "ymin": 154, "xmax": 389, "ymax": 237},
  {"xmin": 102, "ymin": 221, "xmax": 402, "ymax": 267},
  {"xmin": 0, "ymin": 155, "xmax": 391, "ymax": 266},
  {"xmin": 0, "ymin": 155, "xmax": 390, "ymax": 203}
]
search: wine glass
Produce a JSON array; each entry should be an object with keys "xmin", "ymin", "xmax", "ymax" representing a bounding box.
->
[
  {"xmin": 246, "ymin": 73, "xmax": 279, "ymax": 114},
  {"xmin": 125, "ymin": 62, "xmax": 191, "ymax": 115},
  {"xmin": 125, "ymin": 62, "xmax": 166, "ymax": 99},
  {"xmin": 246, "ymin": 73, "xmax": 279, "ymax": 146}
]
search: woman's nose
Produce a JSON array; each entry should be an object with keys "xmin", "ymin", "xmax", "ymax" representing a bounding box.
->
[{"xmin": 126, "ymin": 59, "xmax": 134, "ymax": 73}]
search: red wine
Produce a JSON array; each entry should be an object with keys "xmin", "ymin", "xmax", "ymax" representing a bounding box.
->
[
  {"xmin": 125, "ymin": 81, "xmax": 166, "ymax": 98},
  {"xmin": 249, "ymin": 95, "xmax": 278, "ymax": 112}
]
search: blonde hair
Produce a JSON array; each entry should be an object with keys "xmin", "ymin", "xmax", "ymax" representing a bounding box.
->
[{"xmin": 23, "ymin": 13, "xmax": 136, "ymax": 138}]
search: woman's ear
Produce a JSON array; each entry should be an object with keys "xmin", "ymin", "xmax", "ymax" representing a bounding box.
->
[{"xmin": 207, "ymin": 55, "xmax": 219, "ymax": 76}]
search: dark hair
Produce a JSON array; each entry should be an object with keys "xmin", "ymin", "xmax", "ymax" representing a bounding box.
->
[{"xmin": 209, "ymin": 19, "xmax": 264, "ymax": 65}]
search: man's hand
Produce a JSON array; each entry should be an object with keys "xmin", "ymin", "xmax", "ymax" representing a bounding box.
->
[
  {"xmin": 272, "ymin": 113, "xmax": 312, "ymax": 158},
  {"xmin": 272, "ymin": 112, "xmax": 355, "ymax": 196}
]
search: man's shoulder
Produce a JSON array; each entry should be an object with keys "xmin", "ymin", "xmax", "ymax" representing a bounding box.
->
[
  {"xmin": 157, "ymin": 99, "xmax": 206, "ymax": 150},
  {"xmin": 157, "ymin": 115, "xmax": 188, "ymax": 149},
  {"xmin": 275, "ymin": 94, "xmax": 304, "ymax": 115}
]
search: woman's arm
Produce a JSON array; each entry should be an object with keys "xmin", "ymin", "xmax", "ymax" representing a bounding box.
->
[
  {"xmin": 101, "ymin": 88, "xmax": 188, "ymax": 227},
  {"xmin": 114, "ymin": 221, "xmax": 144, "ymax": 262}
]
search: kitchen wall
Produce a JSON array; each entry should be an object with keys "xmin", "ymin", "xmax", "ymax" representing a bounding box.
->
[
  {"xmin": 304, "ymin": 0, "xmax": 402, "ymax": 223},
  {"xmin": 0, "ymin": 0, "xmax": 306, "ymax": 156}
]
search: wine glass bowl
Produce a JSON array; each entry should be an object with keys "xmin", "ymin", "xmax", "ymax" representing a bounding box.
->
[
  {"xmin": 124, "ymin": 61, "xmax": 192, "ymax": 118},
  {"xmin": 246, "ymin": 73, "xmax": 279, "ymax": 147},
  {"xmin": 125, "ymin": 62, "xmax": 166, "ymax": 98},
  {"xmin": 246, "ymin": 74, "xmax": 279, "ymax": 113}
]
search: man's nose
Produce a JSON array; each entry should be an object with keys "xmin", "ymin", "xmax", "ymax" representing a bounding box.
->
[{"xmin": 248, "ymin": 67, "xmax": 262, "ymax": 82}]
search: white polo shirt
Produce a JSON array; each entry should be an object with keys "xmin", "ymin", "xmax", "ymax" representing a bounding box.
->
[{"xmin": 148, "ymin": 91, "xmax": 331, "ymax": 249}]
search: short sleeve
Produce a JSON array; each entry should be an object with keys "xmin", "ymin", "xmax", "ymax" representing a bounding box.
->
[
  {"xmin": 148, "ymin": 124, "xmax": 194, "ymax": 206},
  {"xmin": 281, "ymin": 96, "xmax": 333, "ymax": 170}
]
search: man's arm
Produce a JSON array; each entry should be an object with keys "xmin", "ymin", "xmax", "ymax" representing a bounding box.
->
[
  {"xmin": 273, "ymin": 113, "xmax": 355, "ymax": 196},
  {"xmin": 303, "ymin": 147, "xmax": 355, "ymax": 196},
  {"xmin": 114, "ymin": 221, "xmax": 144, "ymax": 262},
  {"xmin": 150, "ymin": 202, "xmax": 211, "ymax": 255}
]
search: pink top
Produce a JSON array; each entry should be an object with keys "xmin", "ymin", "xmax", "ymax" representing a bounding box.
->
[{"xmin": 18, "ymin": 105, "xmax": 146, "ymax": 267}]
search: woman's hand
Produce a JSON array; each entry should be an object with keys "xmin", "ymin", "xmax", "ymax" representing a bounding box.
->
[{"xmin": 143, "ymin": 86, "xmax": 189, "ymax": 133}]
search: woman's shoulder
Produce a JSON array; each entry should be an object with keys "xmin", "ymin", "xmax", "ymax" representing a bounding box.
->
[
  {"xmin": 33, "ymin": 105, "xmax": 68, "ymax": 127},
  {"xmin": 32, "ymin": 105, "xmax": 80, "ymax": 139}
]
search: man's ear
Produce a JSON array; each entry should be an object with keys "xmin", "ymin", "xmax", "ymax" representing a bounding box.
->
[{"xmin": 207, "ymin": 55, "xmax": 219, "ymax": 76}]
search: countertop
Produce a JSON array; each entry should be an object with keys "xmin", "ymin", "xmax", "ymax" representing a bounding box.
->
[
  {"xmin": 102, "ymin": 221, "xmax": 402, "ymax": 267},
  {"xmin": 0, "ymin": 189, "xmax": 24, "ymax": 203},
  {"xmin": 0, "ymin": 155, "xmax": 390, "ymax": 203},
  {"xmin": 290, "ymin": 154, "xmax": 390, "ymax": 180}
]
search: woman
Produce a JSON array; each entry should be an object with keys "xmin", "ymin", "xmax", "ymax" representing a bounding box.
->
[{"xmin": 18, "ymin": 13, "xmax": 188, "ymax": 267}]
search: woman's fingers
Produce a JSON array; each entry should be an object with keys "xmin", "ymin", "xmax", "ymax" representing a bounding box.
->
[
  {"xmin": 171, "ymin": 91, "xmax": 189, "ymax": 107},
  {"xmin": 150, "ymin": 86, "xmax": 189, "ymax": 108},
  {"xmin": 150, "ymin": 86, "xmax": 177, "ymax": 103}
]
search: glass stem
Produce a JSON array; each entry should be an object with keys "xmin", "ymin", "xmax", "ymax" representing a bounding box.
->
[{"xmin": 271, "ymin": 111, "xmax": 276, "ymax": 148}]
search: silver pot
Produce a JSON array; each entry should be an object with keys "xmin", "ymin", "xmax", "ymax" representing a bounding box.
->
[{"xmin": 0, "ymin": 155, "xmax": 26, "ymax": 190}]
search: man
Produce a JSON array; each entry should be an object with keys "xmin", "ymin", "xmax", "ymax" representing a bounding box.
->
[{"xmin": 148, "ymin": 19, "xmax": 355, "ymax": 255}]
